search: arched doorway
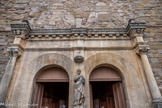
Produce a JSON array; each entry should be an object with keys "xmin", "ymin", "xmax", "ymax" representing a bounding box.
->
[
  {"xmin": 31, "ymin": 67, "xmax": 69, "ymax": 108},
  {"xmin": 89, "ymin": 66, "xmax": 126, "ymax": 108}
]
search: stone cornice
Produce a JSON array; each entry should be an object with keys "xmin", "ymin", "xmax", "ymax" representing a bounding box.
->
[
  {"xmin": 11, "ymin": 20, "xmax": 31, "ymax": 39},
  {"xmin": 11, "ymin": 19, "xmax": 146, "ymax": 40},
  {"xmin": 127, "ymin": 19, "xmax": 146, "ymax": 33},
  {"xmin": 127, "ymin": 19, "xmax": 146, "ymax": 37},
  {"xmin": 31, "ymin": 28, "xmax": 127, "ymax": 35}
]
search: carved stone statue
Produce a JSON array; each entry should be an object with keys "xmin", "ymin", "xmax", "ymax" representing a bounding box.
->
[{"xmin": 73, "ymin": 69, "xmax": 85, "ymax": 108}]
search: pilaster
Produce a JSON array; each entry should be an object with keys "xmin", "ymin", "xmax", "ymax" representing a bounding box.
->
[
  {"xmin": 0, "ymin": 46, "xmax": 22, "ymax": 108},
  {"xmin": 128, "ymin": 19, "xmax": 162, "ymax": 107}
]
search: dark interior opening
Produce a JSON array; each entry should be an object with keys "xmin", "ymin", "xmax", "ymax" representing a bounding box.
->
[
  {"xmin": 91, "ymin": 81, "xmax": 120, "ymax": 108},
  {"xmin": 41, "ymin": 82, "xmax": 69, "ymax": 108}
]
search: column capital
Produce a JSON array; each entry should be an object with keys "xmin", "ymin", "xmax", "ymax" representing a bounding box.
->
[
  {"xmin": 7, "ymin": 47, "xmax": 23, "ymax": 57},
  {"xmin": 135, "ymin": 44, "xmax": 150, "ymax": 55}
]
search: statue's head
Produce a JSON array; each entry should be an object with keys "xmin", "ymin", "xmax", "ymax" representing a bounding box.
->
[{"xmin": 77, "ymin": 69, "xmax": 81, "ymax": 75}]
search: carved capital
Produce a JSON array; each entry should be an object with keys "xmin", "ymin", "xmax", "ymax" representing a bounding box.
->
[
  {"xmin": 136, "ymin": 28, "xmax": 144, "ymax": 34},
  {"xmin": 135, "ymin": 45, "xmax": 150, "ymax": 55},
  {"xmin": 12, "ymin": 30, "xmax": 30, "ymax": 39},
  {"xmin": 7, "ymin": 47, "xmax": 23, "ymax": 57}
]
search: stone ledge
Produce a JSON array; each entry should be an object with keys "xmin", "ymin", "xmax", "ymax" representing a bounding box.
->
[{"xmin": 24, "ymin": 47, "xmax": 134, "ymax": 51}]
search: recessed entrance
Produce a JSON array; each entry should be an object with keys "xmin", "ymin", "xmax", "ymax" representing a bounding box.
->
[
  {"xmin": 31, "ymin": 67, "xmax": 69, "ymax": 108},
  {"xmin": 42, "ymin": 82, "xmax": 68, "ymax": 108},
  {"xmin": 90, "ymin": 66, "xmax": 126, "ymax": 108}
]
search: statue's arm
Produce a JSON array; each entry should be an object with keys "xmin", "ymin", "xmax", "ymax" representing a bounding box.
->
[
  {"xmin": 81, "ymin": 76, "xmax": 85, "ymax": 84},
  {"xmin": 74, "ymin": 76, "xmax": 79, "ymax": 82}
]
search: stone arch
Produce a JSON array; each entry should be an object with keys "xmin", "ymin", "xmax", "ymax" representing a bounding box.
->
[
  {"xmin": 25, "ymin": 53, "xmax": 74, "ymax": 108},
  {"xmin": 10, "ymin": 53, "xmax": 74, "ymax": 107},
  {"xmin": 33, "ymin": 64, "xmax": 70, "ymax": 84},
  {"xmin": 8, "ymin": 53, "xmax": 73, "ymax": 104},
  {"xmin": 35, "ymin": 65, "xmax": 69, "ymax": 82},
  {"xmin": 84, "ymin": 53, "xmax": 137, "ymax": 81},
  {"xmin": 89, "ymin": 64, "xmax": 123, "ymax": 81},
  {"xmin": 84, "ymin": 52, "xmax": 139, "ymax": 108},
  {"xmin": 28, "ymin": 53, "xmax": 73, "ymax": 82}
]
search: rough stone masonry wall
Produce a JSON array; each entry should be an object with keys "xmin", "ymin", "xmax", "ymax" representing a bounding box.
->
[
  {"xmin": 0, "ymin": 0, "xmax": 162, "ymax": 93},
  {"xmin": 0, "ymin": 31, "xmax": 14, "ymax": 82}
]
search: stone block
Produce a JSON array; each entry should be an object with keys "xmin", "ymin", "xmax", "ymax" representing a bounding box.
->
[
  {"xmin": 0, "ymin": 42, "xmax": 7, "ymax": 46},
  {"xmin": 154, "ymin": 54, "xmax": 162, "ymax": 58},
  {"xmin": 98, "ymin": 14, "xmax": 109, "ymax": 22},
  {"xmin": 147, "ymin": 53, "xmax": 154, "ymax": 57},
  {"xmin": 16, "ymin": 0, "xmax": 29, "ymax": 4},
  {"xmin": 150, "ymin": 58, "xmax": 159, "ymax": 63},
  {"xmin": 158, "ymin": 50, "xmax": 162, "ymax": 54}
]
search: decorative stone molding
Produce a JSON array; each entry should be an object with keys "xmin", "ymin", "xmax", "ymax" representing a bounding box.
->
[
  {"xmin": 10, "ymin": 19, "xmax": 146, "ymax": 40},
  {"xmin": 127, "ymin": 19, "xmax": 146, "ymax": 38},
  {"xmin": 135, "ymin": 28, "xmax": 144, "ymax": 34},
  {"xmin": 135, "ymin": 44, "xmax": 150, "ymax": 55},
  {"xmin": 28, "ymin": 33, "xmax": 129, "ymax": 40},
  {"xmin": 11, "ymin": 20, "xmax": 31, "ymax": 39},
  {"xmin": 7, "ymin": 47, "xmax": 23, "ymax": 57},
  {"xmin": 29, "ymin": 28, "xmax": 129, "ymax": 40}
]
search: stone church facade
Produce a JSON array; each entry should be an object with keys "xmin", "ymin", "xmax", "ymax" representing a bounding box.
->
[{"xmin": 0, "ymin": 0, "xmax": 162, "ymax": 108}]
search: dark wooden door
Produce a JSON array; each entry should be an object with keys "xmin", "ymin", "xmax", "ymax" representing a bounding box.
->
[
  {"xmin": 90, "ymin": 83, "xmax": 93, "ymax": 108},
  {"xmin": 32, "ymin": 83, "xmax": 44, "ymax": 108},
  {"xmin": 32, "ymin": 67, "xmax": 69, "ymax": 108},
  {"xmin": 90, "ymin": 66, "xmax": 126, "ymax": 108},
  {"xmin": 112, "ymin": 82, "xmax": 126, "ymax": 108}
]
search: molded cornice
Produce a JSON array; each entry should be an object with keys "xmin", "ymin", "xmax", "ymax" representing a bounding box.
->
[{"xmin": 11, "ymin": 19, "xmax": 146, "ymax": 40}]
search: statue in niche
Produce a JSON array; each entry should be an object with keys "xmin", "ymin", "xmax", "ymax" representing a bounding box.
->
[{"xmin": 73, "ymin": 69, "xmax": 85, "ymax": 108}]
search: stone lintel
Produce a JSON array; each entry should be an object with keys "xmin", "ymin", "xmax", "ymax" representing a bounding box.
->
[{"xmin": 24, "ymin": 46, "xmax": 133, "ymax": 51}]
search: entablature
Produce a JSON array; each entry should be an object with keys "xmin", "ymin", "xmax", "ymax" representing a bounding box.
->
[{"xmin": 11, "ymin": 19, "xmax": 146, "ymax": 41}]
